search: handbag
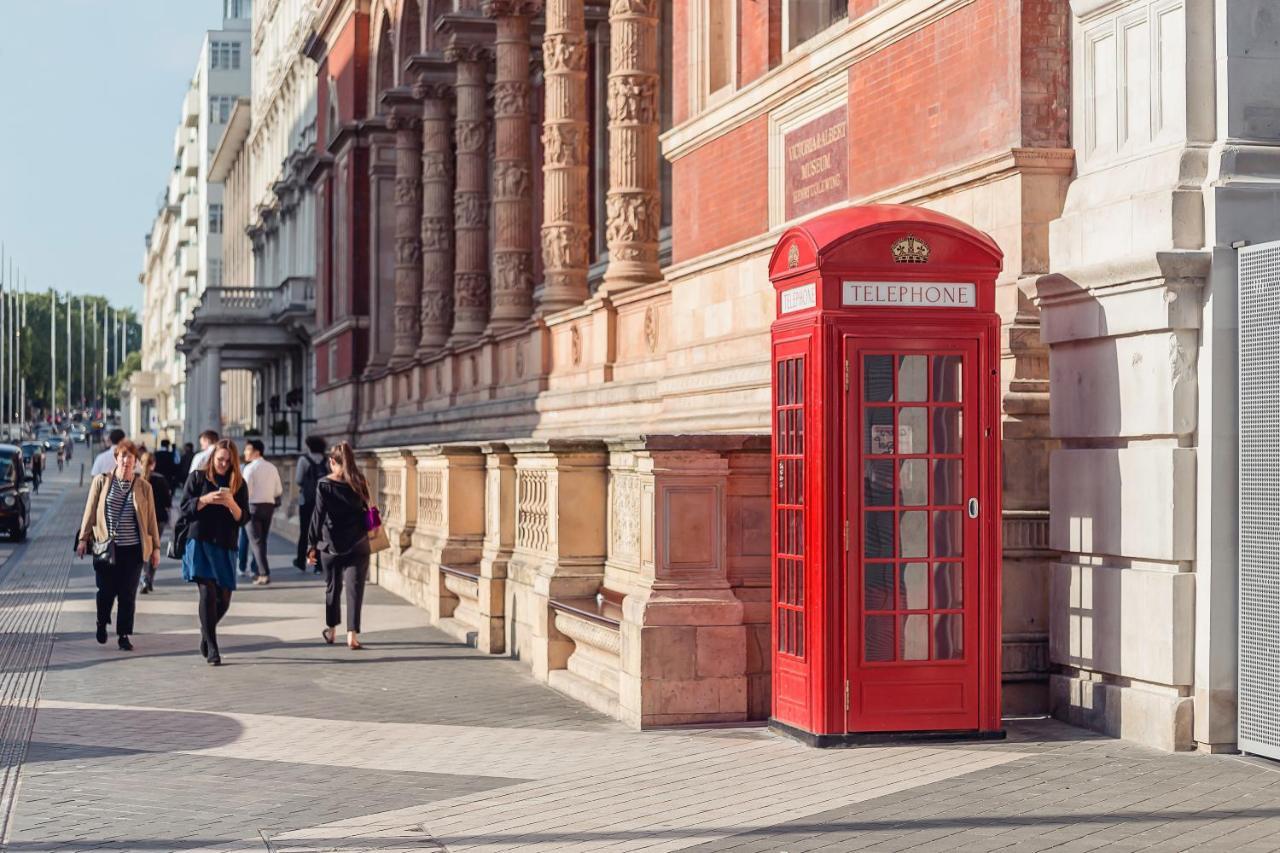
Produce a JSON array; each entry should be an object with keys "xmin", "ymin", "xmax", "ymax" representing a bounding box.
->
[
  {"xmin": 365, "ymin": 503, "xmax": 390, "ymax": 554},
  {"xmin": 367, "ymin": 525, "xmax": 391, "ymax": 554},
  {"xmin": 91, "ymin": 476, "xmax": 134, "ymax": 568}
]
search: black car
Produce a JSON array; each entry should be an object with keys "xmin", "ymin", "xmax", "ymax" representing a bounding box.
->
[
  {"xmin": 0, "ymin": 446, "xmax": 31, "ymax": 541},
  {"xmin": 19, "ymin": 442, "xmax": 44, "ymax": 470}
]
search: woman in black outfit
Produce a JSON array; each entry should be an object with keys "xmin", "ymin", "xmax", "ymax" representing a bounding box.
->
[
  {"xmin": 138, "ymin": 451, "xmax": 172, "ymax": 594},
  {"xmin": 306, "ymin": 441, "xmax": 372, "ymax": 649},
  {"xmin": 179, "ymin": 439, "xmax": 249, "ymax": 665}
]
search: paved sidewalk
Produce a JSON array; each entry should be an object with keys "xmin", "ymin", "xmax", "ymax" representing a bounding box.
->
[{"xmin": 2, "ymin": 470, "xmax": 1280, "ymax": 851}]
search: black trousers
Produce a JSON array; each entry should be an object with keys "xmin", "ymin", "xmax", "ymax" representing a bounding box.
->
[
  {"xmin": 322, "ymin": 546, "xmax": 370, "ymax": 633},
  {"xmin": 296, "ymin": 503, "xmax": 314, "ymax": 567},
  {"xmin": 247, "ymin": 504, "xmax": 275, "ymax": 577},
  {"xmin": 94, "ymin": 544, "xmax": 144, "ymax": 636}
]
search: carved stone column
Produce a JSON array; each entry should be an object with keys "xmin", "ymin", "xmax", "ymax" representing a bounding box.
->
[
  {"xmin": 600, "ymin": 0, "xmax": 661, "ymax": 294},
  {"xmin": 410, "ymin": 59, "xmax": 455, "ymax": 354},
  {"xmin": 539, "ymin": 0, "xmax": 591, "ymax": 311},
  {"xmin": 485, "ymin": 0, "xmax": 541, "ymax": 331},
  {"xmin": 384, "ymin": 94, "xmax": 423, "ymax": 364},
  {"xmin": 446, "ymin": 38, "xmax": 493, "ymax": 344}
]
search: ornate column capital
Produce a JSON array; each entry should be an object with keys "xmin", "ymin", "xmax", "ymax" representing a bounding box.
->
[{"xmin": 444, "ymin": 38, "xmax": 494, "ymax": 66}]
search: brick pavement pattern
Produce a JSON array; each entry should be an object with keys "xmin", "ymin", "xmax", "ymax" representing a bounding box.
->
[{"xmin": 2, "ymin": 466, "xmax": 1280, "ymax": 852}]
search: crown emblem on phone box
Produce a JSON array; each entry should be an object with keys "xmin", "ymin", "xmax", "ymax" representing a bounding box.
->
[{"xmin": 891, "ymin": 235, "xmax": 930, "ymax": 264}]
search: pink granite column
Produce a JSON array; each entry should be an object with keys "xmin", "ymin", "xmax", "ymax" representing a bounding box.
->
[
  {"xmin": 538, "ymin": 0, "xmax": 591, "ymax": 312},
  {"xmin": 385, "ymin": 97, "xmax": 423, "ymax": 364},
  {"xmin": 410, "ymin": 62, "xmax": 455, "ymax": 354},
  {"xmin": 446, "ymin": 39, "xmax": 493, "ymax": 345},
  {"xmin": 600, "ymin": 0, "xmax": 661, "ymax": 294},
  {"xmin": 484, "ymin": 1, "xmax": 541, "ymax": 331}
]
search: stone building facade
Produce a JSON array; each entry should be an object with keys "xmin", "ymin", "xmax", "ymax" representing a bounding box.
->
[{"xmin": 282, "ymin": 0, "xmax": 1280, "ymax": 752}]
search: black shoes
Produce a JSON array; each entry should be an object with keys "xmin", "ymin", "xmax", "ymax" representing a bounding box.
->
[
  {"xmin": 96, "ymin": 623, "xmax": 108, "ymax": 644},
  {"xmin": 118, "ymin": 636, "xmax": 133, "ymax": 652},
  {"xmin": 206, "ymin": 648, "xmax": 221, "ymax": 666}
]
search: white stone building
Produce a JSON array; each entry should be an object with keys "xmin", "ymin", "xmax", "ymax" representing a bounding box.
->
[
  {"xmin": 177, "ymin": 0, "xmax": 318, "ymax": 449},
  {"xmin": 1039, "ymin": 0, "xmax": 1280, "ymax": 753},
  {"xmin": 175, "ymin": 0, "xmax": 254, "ymax": 439}
]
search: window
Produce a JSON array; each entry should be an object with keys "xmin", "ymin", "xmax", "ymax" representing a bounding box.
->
[
  {"xmin": 785, "ymin": 0, "xmax": 848, "ymax": 52},
  {"xmin": 209, "ymin": 204, "xmax": 223, "ymax": 235},
  {"xmin": 210, "ymin": 41, "xmax": 241, "ymax": 70},
  {"xmin": 224, "ymin": 0, "xmax": 250, "ymax": 18},
  {"xmin": 689, "ymin": 0, "xmax": 735, "ymax": 114},
  {"xmin": 209, "ymin": 96, "xmax": 234, "ymax": 123},
  {"xmin": 209, "ymin": 259, "xmax": 224, "ymax": 287}
]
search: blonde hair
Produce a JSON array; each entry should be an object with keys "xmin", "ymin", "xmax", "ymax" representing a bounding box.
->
[{"xmin": 139, "ymin": 451, "xmax": 155, "ymax": 475}]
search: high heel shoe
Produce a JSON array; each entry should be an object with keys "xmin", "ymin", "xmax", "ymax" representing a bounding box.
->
[{"xmin": 206, "ymin": 646, "xmax": 221, "ymax": 666}]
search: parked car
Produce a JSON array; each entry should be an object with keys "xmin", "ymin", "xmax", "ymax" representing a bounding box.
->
[{"xmin": 0, "ymin": 446, "xmax": 31, "ymax": 541}]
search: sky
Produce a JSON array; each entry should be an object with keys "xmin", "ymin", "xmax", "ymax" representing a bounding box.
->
[{"xmin": 0, "ymin": 0, "xmax": 225, "ymax": 312}]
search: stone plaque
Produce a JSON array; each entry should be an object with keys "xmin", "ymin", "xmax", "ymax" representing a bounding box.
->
[{"xmin": 783, "ymin": 106, "xmax": 848, "ymax": 221}]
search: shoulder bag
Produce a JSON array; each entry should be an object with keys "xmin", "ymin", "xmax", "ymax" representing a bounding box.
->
[
  {"xmin": 365, "ymin": 504, "xmax": 390, "ymax": 554},
  {"xmin": 93, "ymin": 477, "xmax": 135, "ymax": 568}
]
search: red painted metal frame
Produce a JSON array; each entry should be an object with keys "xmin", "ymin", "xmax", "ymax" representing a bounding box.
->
[{"xmin": 768, "ymin": 205, "xmax": 1004, "ymax": 740}]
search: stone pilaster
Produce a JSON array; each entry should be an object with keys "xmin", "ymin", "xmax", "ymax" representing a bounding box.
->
[
  {"xmin": 445, "ymin": 37, "xmax": 493, "ymax": 344},
  {"xmin": 485, "ymin": 1, "xmax": 541, "ymax": 331},
  {"xmin": 383, "ymin": 93, "xmax": 423, "ymax": 365},
  {"xmin": 600, "ymin": 0, "xmax": 661, "ymax": 294},
  {"xmin": 506, "ymin": 439, "xmax": 608, "ymax": 681},
  {"xmin": 478, "ymin": 441, "xmax": 517, "ymax": 654},
  {"xmin": 539, "ymin": 0, "xmax": 591, "ymax": 311},
  {"xmin": 606, "ymin": 437, "xmax": 755, "ymax": 729},
  {"xmin": 397, "ymin": 445, "xmax": 486, "ymax": 623},
  {"xmin": 409, "ymin": 58, "xmax": 455, "ymax": 354}
]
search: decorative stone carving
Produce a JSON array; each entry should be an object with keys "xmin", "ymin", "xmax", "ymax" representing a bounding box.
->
[
  {"xmin": 493, "ymin": 161, "xmax": 531, "ymax": 200},
  {"xmin": 492, "ymin": 80, "xmax": 531, "ymax": 117},
  {"xmin": 493, "ymin": 252, "xmax": 534, "ymax": 307},
  {"xmin": 643, "ymin": 305, "xmax": 657, "ymax": 352},
  {"xmin": 541, "ymin": 124, "xmax": 587, "ymax": 166},
  {"xmin": 611, "ymin": 474, "xmax": 641, "ymax": 559},
  {"xmin": 455, "ymin": 272, "xmax": 489, "ymax": 308},
  {"xmin": 454, "ymin": 193, "xmax": 487, "ymax": 227},
  {"xmin": 418, "ymin": 468, "xmax": 445, "ymax": 531},
  {"xmin": 539, "ymin": 0, "xmax": 591, "ymax": 312},
  {"xmin": 570, "ymin": 324, "xmax": 582, "ymax": 365},
  {"xmin": 516, "ymin": 468, "xmax": 551, "ymax": 553},
  {"xmin": 601, "ymin": 0, "xmax": 661, "ymax": 294},
  {"xmin": 605, "ymin": 193, "xmax": 659, "ymax": 259}
]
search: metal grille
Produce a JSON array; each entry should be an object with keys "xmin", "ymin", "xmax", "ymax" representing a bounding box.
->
[{"xmin": 1239, "ymin": 240, "xmax": 1280, "ymax": 760}]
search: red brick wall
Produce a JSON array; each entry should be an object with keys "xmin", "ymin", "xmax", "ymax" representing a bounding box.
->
[
  {"xmin": 330, "ymin": 11, "xmax": 370, "ymax": 124},
  {"xmin": 738, "ymin": 0, "xmax": 779, "ymax": 86},
  {"xmin": 1020, "ymin": 0, "xmax": 1070, "ymax": 148},
  {"xmin": 848, "ymin": 0, "xmax": 1019, "ymax": 199},
  {"xmin": 671, "ymin": 0, "xmax": 689, "ymax": 125},
  {"xmin": 672, "ymin": 116, "xmax": 770, "ymax": 263}
]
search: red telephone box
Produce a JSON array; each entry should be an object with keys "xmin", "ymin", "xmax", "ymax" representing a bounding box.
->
[{"xmin": 769, "ymin": 205, "xmax": 1004, "ymax": 745}]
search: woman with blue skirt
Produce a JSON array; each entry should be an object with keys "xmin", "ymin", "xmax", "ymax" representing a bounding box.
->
[{"xmin": 179, "ymin": 438, "xmax": 249, "ymax": 665}]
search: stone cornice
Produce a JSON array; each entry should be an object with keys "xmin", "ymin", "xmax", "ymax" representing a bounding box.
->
[{"xmin": 662, "ymin": 0, "xmax": 974, "ymax": 161}]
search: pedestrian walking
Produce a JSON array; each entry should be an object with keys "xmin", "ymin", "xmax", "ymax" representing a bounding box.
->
[
  {"xmin": 178, "ymin": 439, "xmax": 249, "ymax": 666},
  {"xmin": 91, "ymin": 428, "xmax": 126, "ymax": 477},
  {"xmin": 29, "ymin": 449, "xmax": 42, "ymax": 494},
  {"xmin": 176, "ymin": 442, "xmax": 195, "ymax": 488},
  {"xmin": 306, "ymin": 441, "xmax": 373, "ymax": 650},
  {"xmin": 293, "ymin": 435, "xmax": 327, "ymax": 573},
  {"xmin": 156, "ymin": 439, "xmax": 175, "ymax": 485},
  {"xmin": 241, "ymin": 439, "xmax": 283, "ymax": 586},
  {"xmin": 138, "ymin": 451, "xmax": 172, "ymax": 595},
  {"xmin": 75, "ymin": 440, "xmax": 162, "ymax": 652},
  {"xmin": 188, "ymin": 430, "xmax": 219, "ymax": 475}
]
